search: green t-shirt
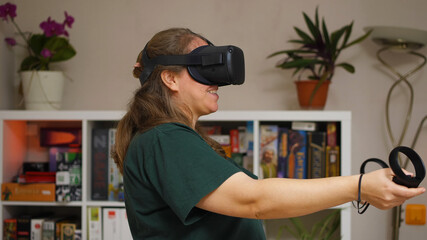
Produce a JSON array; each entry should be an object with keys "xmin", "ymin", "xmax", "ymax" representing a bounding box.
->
[{"xmin": 123, "ymin": 123, "xmax": 265, "ymax": 240}]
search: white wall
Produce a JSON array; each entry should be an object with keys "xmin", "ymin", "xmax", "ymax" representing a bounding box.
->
[
  {"xmin": 0, "ymin": 16, "xmax": 17, "ymax": 109},
  {"xmin": 1, "ymin": 0, "xmax": 427, "ymax": 239}
]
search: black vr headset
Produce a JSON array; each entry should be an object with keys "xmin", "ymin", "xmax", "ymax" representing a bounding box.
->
[{"xmin": 139, "ymin": 43, "xmax": 245, "ymax": 86}]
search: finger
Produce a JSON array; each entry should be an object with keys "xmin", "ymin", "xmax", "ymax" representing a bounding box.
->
[
  {"xmin": 401, "ymin": 168, "xmax": 414, "ymax": 177},
  {"xmin": 394, "ymin": 186, "xmax": 426, "ymax": 198}
]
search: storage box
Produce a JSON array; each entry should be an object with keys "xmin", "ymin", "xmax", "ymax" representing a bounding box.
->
[{"xmin": 1, "ymin": 183, "xmax": 56, "ymax": 201}]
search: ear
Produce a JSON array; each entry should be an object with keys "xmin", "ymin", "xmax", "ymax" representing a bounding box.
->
[{"xmin": 160, "ymin": 70, "xmax": 179, "ymax": 92}]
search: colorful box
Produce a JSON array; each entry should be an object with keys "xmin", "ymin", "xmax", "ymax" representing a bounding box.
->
[{"xmin": 1, "ymin": 183, "xmax": 56, "ymax": 202}]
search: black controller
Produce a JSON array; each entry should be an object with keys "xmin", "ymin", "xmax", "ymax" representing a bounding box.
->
[{"xmin": 360, "ymin": 146, "xmax": 425, "ymax": 188}]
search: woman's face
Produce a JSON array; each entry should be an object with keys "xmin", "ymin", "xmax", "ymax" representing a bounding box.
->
[{"xmin": 173, "ymin": 37, "xmax": 219, "ymax": 120}]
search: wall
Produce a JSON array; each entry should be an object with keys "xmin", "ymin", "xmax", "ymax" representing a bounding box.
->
[
  {"xmin": 0, "ymin": 18, "xmax": 16, "ymax": 109},
  {"xmin": 1, "ymin": 0, "xmax": 427, "ymax": 239}
]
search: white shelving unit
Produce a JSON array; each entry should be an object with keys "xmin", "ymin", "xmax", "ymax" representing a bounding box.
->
[{"xmin": 0, "ymin": 110, "xmax": 351, "ymax": 240}]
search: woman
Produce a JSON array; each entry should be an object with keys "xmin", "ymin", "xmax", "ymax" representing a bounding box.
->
[{"xmin": 113, "ymin": 28, "xmax": 425, "ymax": 239}]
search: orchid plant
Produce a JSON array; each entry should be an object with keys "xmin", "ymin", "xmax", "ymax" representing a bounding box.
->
[{"xmin": 0, "ymin": 2, "xmax": 76, "ymax": 71}]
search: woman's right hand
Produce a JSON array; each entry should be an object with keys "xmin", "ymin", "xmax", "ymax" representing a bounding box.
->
[{"xmin": 361, "ymin": 168, "xmax": 425, "ymax": 210}]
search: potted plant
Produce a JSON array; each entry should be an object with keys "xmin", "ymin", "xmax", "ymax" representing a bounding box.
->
[
  {"xmin": 276, "ymin": 209, "xmax": 340, "ymax": 240},
  {"xmin": 0, "ymin": 2, "xmax": 76, "ymax": 110},
  {"xmin": 268, "ymin": 7, "xmax": 371, "ymax": 109}
]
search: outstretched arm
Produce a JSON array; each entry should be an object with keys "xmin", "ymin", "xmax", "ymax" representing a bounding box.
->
[{"xmin": 196, "ymin": 168, "xmax": 425, "ymax": 219}]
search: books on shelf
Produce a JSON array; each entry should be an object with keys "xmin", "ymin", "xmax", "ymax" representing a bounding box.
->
[
  {"xmin": 102, "ymin": 208, "xmax": 120, "ymax": 240},
  {"xmin": 120, "ymin": 209, "xmax": 132, "ymax": 240},
  {"xmin": 40, "ymin": 128, "xmax": 82, "ymax": 147},
  {"xmin": 91, "ymin": 128, "xmax": 124, "ymax": 201},
  {"xmin": 54, "ymin": 218, "xmax": 80, "ymax": 240},
  {"xmin": 259, "ymin": 125, "xmax": 279, "ymax": 179},
  {"xmin": 108, "ymin": 128, "xmax": 121, "ymax": 201},
  {"xmin": 2, "ymin": 215, "xmax": 81, "ymax": 240},
  {"xmin": 243, "ymin": 121, "xmax": 254, "ymax": 173},
  {"xmin": 49, "ymin": 147, "xmax": 81, "ymax": 173},
  {"xmin": 55, "ymin": 151, "xmax": 82, "ymax": 202},
  {"xmin": 1, "ymin": 183, "xmax": 56, "ymax": 202},
  {"xmin": 102, "ymin": 208, "xmax": 132, "ymax": 240},
  {"xmin": 17, "ymin": 215, "xmax": 31, "ymax": 240},
  {"xmin": 277, "ymin": 127, "xmax": 288, "ymax": 178},
  {"xmin": 291, "ymin": 121, "xmax": 317, "ymax": 131},
  {"xmin": 288, "ymin": 130, "xmax": 307, "ymax": 179},
  {"xmin": 326, "ymin": 122, "xmax": 340, "ymax": 177},
  {"xmin": 307, "ymin": 131, "xmax": 326, "ymax": 179},
  {"xmin": 85, "ymin": 207, "xmax": 132, "ymax": 240},
  {"xmin": 259, "ymin": 121, "xmax": 340, "ymax": 179},
  {"xmin": 209, "ymin": 134, "xmax": 232, "ymax": 158},
  {"xmin": 87, "ymin": 207, "xmax": 102, "ymax": 240},
  {"xmin": 4, "ymin": 218, "xmax": 17, "ymax": 240},
  {"xmin": 91, "ymin": 128, "xmax": 109, "ymax": 201},
  {"xmin": 202, "ymin": 122, "xmax": 253, "ymax": 170},
  {"xmin": 22, "ymin": 162, "xmax": 49, "ymax": 173},
  {"xmin": 58, "ymin": 222, "xmax": 77, "ymax": 240},
  {"xmin": 30, "ymin": 218, "xmax": 44, "ymax": 240},
  {"xmin": 17, "ymin": 171, "xmax": 56, "ymax": 184},
  {"xmin": 42, "ymin": 217, "xmax": 64, "ymax": 240},
  {"xmin": 1, "ymin": 145, "xmax": 82, "ymax": 203}
]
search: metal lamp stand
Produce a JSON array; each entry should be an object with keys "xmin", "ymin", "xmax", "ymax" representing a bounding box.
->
[{"xmin": 367, "ymin": 26, "xmax": 427, "ymax": 240}]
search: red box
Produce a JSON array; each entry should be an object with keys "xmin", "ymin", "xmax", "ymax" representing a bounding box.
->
[{"xmin": 1, "ymin": 183, "xmax": 56, "ymax": 201}]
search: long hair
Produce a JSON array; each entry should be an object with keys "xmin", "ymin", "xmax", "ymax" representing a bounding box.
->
[{"xmin": 112, "ymin": 28, "xmax": 226, "ymax": 174}]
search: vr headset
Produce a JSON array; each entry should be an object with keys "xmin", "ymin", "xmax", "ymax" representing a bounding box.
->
[{"xmin": 139, "ymin": 44, "xmax": 245, "ymax": 86}]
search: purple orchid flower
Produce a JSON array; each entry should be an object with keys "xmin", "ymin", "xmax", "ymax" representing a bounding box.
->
[
  {"xmin": 0, "ymin": 2, "xmax": 76, "ymax": 71},
  {"xmin": 41, "ymin": 48, "xmax": 52, "ymax": 58},
  {"xmin": 0, "ymin": 2, "xmax": 17, "ymax": 21},
  {"xmin": 40, "ymin": 17, "xmax": 66, "ymax": 37},
  {"xmin": 63, "ymin": 11, "xmax": 74, "ymax": 28},
  {"xmin": 4, "ymin": 37, "xmax": 16, "ymax": 46}
]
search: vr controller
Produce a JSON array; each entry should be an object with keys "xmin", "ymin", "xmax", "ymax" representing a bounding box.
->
[
  {"xmin": 139, "ymin": 44, "xmax": 245, "ymax": 87},
  {"xmin": 355, "ymin": 146, "xmax": 425, "ymax": 214},
  {"xmin": 360, "ymin": 146, "xmax": 425, "ymax": 188}
]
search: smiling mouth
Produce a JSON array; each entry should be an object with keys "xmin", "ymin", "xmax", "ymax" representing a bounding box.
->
[{"xmin": 208, "ymin": 90, "xmax": 218, "ymax": 94}]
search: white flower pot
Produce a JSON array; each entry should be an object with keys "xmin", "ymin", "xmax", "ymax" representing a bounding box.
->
[{"xmin": 20, "ymin": 71, "xmax": 65, "ymax": 110}]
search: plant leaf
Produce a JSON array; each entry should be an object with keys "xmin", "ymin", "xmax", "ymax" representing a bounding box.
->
[
  {"xmin": 278, "ymin": 58, "xmax": 323, "ymax": 69},
  {"xmin": 314, "ymin": 6, "xmax": 319, "ymax": 28},
  {"xmin": 267, "ymin": 49, "xmax": 316, "ymax": 58},
  {"xmin": 289, "ymin": 217, "xmax": 307, "ymax": 237},
  {"xmin": 318, "ymin": 210, "xmax": 340, "ymax": 239},
  {"xmin": 279, "ymin": 225, "xmax": 300, "ymax": 239},
  {"xmin": 20, "ymin": 56, "xmax": 41, "ymax": 71},
  {"xmin": 28, "ymin": 34, "xmax": 48, "ymax": 56},
  {"xmin": 303, "ymin": 11, "xmax": 322, "ymax": 45},
  {"xmin": 336, "ymin": 62, "xmax": 355, "ymax": 73},
  {"xmin": 342, "ymin": 28, "xmax": 372, "ymax": 49},
  {"xmin": 288, "ymin": 39, "xmax": 310, "ymax": 45},
  {"xmin": 325, "ymin": 213, "xmax": 341, "ymax": 240},
  {"xmin": 330, "ymin": 26, "xmax": 347, "ymax": 59},
  {"xmin": 294, "ymin": 26, "xmax": 315, "ymax": 45},
  {"xmin": 44, "ymin": 37, "xmax": 76, "ymax": 62},
  {"xmin": 340, "ymin": 22, "xmax": 353, "ymax": 49},
  {"xmin": 322, "ymin": 18, "xmax": 330, "ymax": 50}
]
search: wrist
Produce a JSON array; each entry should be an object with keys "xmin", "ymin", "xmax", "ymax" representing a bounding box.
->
[
  {"xmin": 352, "ymin": 174, "xmax": 361, "ymax": 201},
  {"xmin": 352, "ymin": 173, "xmax": 371, "ymax": 214}
]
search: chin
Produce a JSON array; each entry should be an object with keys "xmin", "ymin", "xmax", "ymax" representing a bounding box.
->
[
  {"xmin": 201, "ymin": 106, "xmax": 218, "ymax": 116},
  {"xmin": 210, "ymin": 105, "xmax": 219, "ymax": 113}
]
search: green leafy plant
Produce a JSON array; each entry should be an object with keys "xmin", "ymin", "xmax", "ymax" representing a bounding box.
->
[
  {"xmin": 276, "ymin": 210, "xmax": 341, "ymax": 240},
  {"xmin": 0, "ymin": 2, "xmax": 76, "ymax": 71},
  {"xmin": 267, "ymin": 7, "xmax": 371, "ymax": 103}
]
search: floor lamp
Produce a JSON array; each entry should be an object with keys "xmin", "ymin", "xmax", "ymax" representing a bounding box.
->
[{"xmin": 364, "ymin": 25, "xmax": 427, "ymax": 240}]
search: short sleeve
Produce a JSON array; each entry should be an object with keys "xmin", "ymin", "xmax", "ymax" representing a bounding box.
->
[{"xmin": 142, "ymin": 124, "xmax": 241, "ymax": 225}]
